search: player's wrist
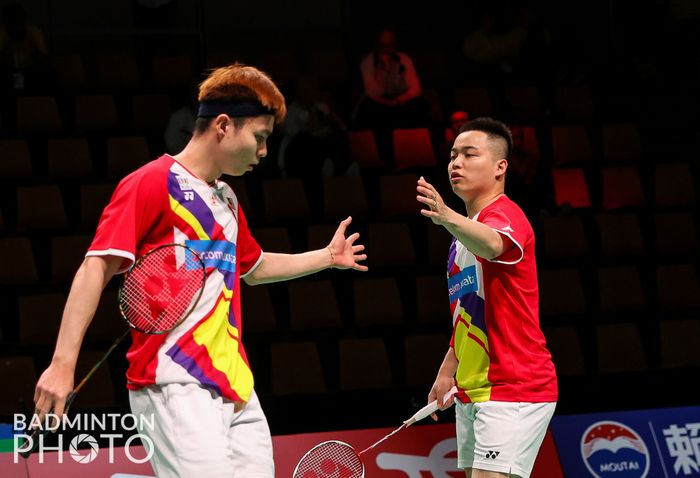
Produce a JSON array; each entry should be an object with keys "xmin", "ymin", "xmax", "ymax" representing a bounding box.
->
[{"xmin": 326, "ymin": 246, "xmax": 335, "ymax": 269}]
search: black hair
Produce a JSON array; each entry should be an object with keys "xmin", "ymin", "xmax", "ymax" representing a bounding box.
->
[{"xmin": 458, "ymin": 117, "xmax": 512, "ymax": 158}]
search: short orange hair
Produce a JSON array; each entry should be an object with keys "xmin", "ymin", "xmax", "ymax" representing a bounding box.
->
[{"xmin": 198, "ymin": 63, "xmax": 286, "ymax": 124}]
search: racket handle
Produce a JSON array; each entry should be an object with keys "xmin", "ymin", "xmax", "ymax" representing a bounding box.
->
[{"xmin": 404, "ymin": 386, "xmax": 457, "ymax": 427}]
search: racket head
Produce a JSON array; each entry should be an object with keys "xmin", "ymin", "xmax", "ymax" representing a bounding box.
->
[
  {"xmin": 118, "ymin": 243, "xmax": 206, "ymax": 334},
  {"xmin": 293, "ymin": 440, "xmax": 364, "ymax": 478}
]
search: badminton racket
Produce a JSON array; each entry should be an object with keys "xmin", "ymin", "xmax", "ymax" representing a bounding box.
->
[
  {"xmin": 20, "ymin": 243, "xmax": 206, "ymax": 458},
  {"xmin": 292, "ymin": 386, "xmax": 457, "ymax": 478}
]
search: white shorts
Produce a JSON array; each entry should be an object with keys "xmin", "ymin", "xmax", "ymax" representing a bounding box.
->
[
  {"xmin": 129, "ymin": 383, "xmax": 274, "ymax": 478},
  {"xmin": 455, "ymin": 400, "xmax": 556, "ymax": 478}
]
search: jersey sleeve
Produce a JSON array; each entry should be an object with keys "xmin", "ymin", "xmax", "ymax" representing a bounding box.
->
[
  {"xmin": 478, "ymin": 205, "xmax": 526, "ymax": 265},
  {"xmin": 237, "ymin": 205, "xmax": 263, "ymax": 278},
  {"xmin": 86, "ymin": 168, "xmax": 164, "ymax": 273}
]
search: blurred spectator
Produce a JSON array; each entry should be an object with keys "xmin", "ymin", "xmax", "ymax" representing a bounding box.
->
[
  {"xmin": 0, "ymin": 2, "xmax": 50, "ymax": 90},
  {"xmin": 461, "ymin": 8, "xmax": 529, "ymax": 81},
  {"xmin": 506, "ymin": 125, "xmax": 543, "ymax": 214},
  {"xmin": 444, "ymin": 110, "xmax": 470, "ymax": 145},
  {"xmin": 352, "ymin": 29, "xmax": 428, "ymax": 129},
  {"xmin": 280, "ymin": 77, "xmax": 354, "ymax": 179},
  {"xmin": 164, "ymin": 88, "xmax": 197, "ymax": 155}
]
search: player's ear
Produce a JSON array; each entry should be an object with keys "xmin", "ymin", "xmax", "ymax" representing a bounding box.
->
[
  {"xmin": 495, "ymin": 158, "xmax": 508, "ymax": 179},
  {"xmin": 213, "ymin": 114, "xmax": 229, "ymax": 139}
]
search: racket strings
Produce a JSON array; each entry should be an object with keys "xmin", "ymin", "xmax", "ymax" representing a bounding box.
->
[
  {"xmin": 294, "ymin": 441, "xmax": 363, "ymax": 478},
  {"xmin": 120, "ymin": 246, "xmax": 204, "ymax": 333}
]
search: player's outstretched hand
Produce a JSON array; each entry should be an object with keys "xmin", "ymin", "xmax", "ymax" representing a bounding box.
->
[{"xmin": 327, "ymin": 216, "xmax": 368, "ymax": 272}]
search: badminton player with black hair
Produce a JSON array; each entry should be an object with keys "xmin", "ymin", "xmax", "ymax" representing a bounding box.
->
[
  {"xmin": 32, "ymin": 63, "xmax": 368, "ymax": 477},
  {"xmin": 417, "ymin": 117, "xmax": 557, "ymax": 478}
]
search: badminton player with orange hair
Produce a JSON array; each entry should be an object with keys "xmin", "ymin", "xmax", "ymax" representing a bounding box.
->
[{"xmin": 32, "ymin": 64, "xmax": 368, "ymax": 477}]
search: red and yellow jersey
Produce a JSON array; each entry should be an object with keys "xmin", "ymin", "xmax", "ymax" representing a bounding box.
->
[
  {"xmin": 87, "ymin": 155, "xmax": 262, "ymax": 403},
  {"xmin": 448, "ymin": 195, "xmax": 557, "ymax": 403}
]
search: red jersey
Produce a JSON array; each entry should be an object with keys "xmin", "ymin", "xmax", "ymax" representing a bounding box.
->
[
  {"xmin": 447, "ymin": 195, "xmax": 557, "ymax": 403},
  {"xmin": 87, "ymin": 155, "xmax": 262, "ymax": 403}
]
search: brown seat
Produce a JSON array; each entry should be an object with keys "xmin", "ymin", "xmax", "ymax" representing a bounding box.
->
[
  {"xmin": 47, "ymin": 138, "xmax": 94, "ymax": 180},
  {"xmin": 240, "ymin": 283, "xmax": 277, "ymax": 332},
  {"xmin": 0, "ymin": 139, "xmax": 33, "ymax": 178},
  {"xmin": 551, "ymin": 126, "xmax": 592, "ymax": 166},
  {"xmin": 271, "ymin": 342, "xmax": 326, "ymax": 394},
  {"xmin": 542, "ymin": 326, "xmax": 586, "ymax": 375},
  {"xmin": 106, "ymin": 136, "xmax": 151, "ymax": 180},
  {"xmin": 415, "ymin": 275, "xmax": 451, "ymax": 324},
  {"xmin": 339, "ymin": 337, "xmax": 392, "ymax": 390},
  {"xmin": 262, "ymin": 178, "xmax": 310, "ymax": 224},
  {"xmin": 596, "ymin": 213, "xmax": 644, "ymax": 257},
  {"xmin": 404, "ymin": 333, "xmax": 450, "ymax": 386},
  {"xmin": 17, "ymin": 185, "xmax": 68, "ymax": 230},
  {"xmin": 367, "ymin": 222, "xmax": 415, "ymax": 269},
  {"xmin": 601, "ymin": 167, "xmax": 645, "ymax": 209},
  {"xmin": 322, "ymin": 176, "xmax": 369, "ymax": 221},
  {"xmin": 80, "ymin": 183, "xmax": 117, "ymax": 230},
  {"xmin": 596, "ymin": 323, "xmax": 646, "ymax": 373},
  {"xmin": 353, "ymin": 278, "xmax": 404, "ymax": 326},
  {"xmin": 598, "ymin": 266, "xmax": 646, "ymax": 313},
  {"xmin": 538, "ymin": 269, "xmax": 587, "ymax": 318},
  {"xmin": 17, "ymin": 96, "xmax": 62, "ymax": 133},
  {"xmin": 379, "ymin": 174, "xmax": 421, "ymax": 218},
  {"xmin": 289, "ymin": 280, "xmax": 342, "ymax": 329},
  {"xmin": 51, "ymin": 235, "xmax": 92, "ymax": 283},
  {"xmin": 541, "ymin": 214, "xmax": 589, "ymax": 261},
  {"xmin": 18, "ymin": 293, "xmax": 65, "ymax": 347},
  {"xmin": 0, "ymin": 237, "xmax": 38, "ymax": 283},
  {"xmin": 251, "ymin": 227, "xmax": 293, "ymax": 254},
  {"xmin": 75, "ymin": 95, "xmax": 119, "ymax": 133},
  {"xmin": 654, "ymin": 163, "xmax": 695, "ymax": 207},
  {"xmin": 659, "ymin": 319, "xmax": 700, "ymax": 368},
  {"xmin": 602, "ymin": 123, "xmax": 641, "ymax": 163}
]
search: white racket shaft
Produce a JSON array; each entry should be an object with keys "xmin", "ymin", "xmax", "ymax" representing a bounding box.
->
[{"xmin": 404, "ymin": 386, "xmax": 458, "ymax": 426}]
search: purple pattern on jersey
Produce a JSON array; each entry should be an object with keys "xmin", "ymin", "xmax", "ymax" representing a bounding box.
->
[
  {"xmin": 168, "ymin": 170, "xmax": 217, "ymax": 237},
  {"xmin": 458, "ymin": 291, "xmax": 486, "ymax": 333},
  {"xmin": 165, "ymin": 343, "xmax": 222, "ymax": 394}
]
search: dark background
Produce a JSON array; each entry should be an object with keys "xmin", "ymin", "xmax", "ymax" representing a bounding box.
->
[{"xmin": 1, "ymin": 0, "xmax": 699, "ymax": 438}]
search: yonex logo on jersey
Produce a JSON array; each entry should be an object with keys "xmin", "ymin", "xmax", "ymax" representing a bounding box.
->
[
  {"xmin": 448, "ymin": 265, "xmax": 478, "ymax": 302},
  {"xmin": 485, "ymin": 450, "xmax": 500, "ymax": 459},
  {"xmin": 176, "ymin": 175, "xmax": 193, "ymax": 191},
  {"xmin": 183, "ymin": 191, "xmax": 195, "ymax": 201},
  {"xmin": 501, "ymin": 225, "xmax": 514, "ymax": 232}
]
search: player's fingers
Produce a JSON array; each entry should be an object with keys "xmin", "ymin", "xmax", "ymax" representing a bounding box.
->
[
  {"xmin": 431, "ymin": 412, "xmax": 438, "ymax": 421},
  {"xmin": 53, "ymin": 399, "xmax": 66, "ymax": 420},
  {"xmin": 33, "ymin": 395, "xmax": 50, "ymax": 425},
  {"xmin": 352, "ymin": 244, "xmax": 364, "ymax": 253},
  {"xmin": 336, "ymin": 216, "xmax": 352, "ymax": 236},
  {"xmin": 346, "ymin": 232, "xmax": 360, "ymax": 244}
]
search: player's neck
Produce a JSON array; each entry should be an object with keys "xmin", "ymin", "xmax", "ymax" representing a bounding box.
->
[
  {"xmin": 465, "ymin": 190, "xmax": 505, "ymax": 218},
  {"xmin": 173, "ymin": 138, "xmax": 221, "ymax": 183}
]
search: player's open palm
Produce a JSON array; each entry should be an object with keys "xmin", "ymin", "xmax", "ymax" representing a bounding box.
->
[{"xmin": 327, "ymin": 216, "xmax": 368, "ymax": 271}]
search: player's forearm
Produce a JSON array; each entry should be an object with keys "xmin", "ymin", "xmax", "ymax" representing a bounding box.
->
[
  {"xmin": 244, "ymin": 250, "xmax": 332, "ymax": 285},
  {"xmin": 51, "ymin": 257, "xmax": 120, "ymax": 367},
  {"xmin": 437, "ymin": 348, "xmax": 459, "ymax": 378},
  {"xmin": 442, "ymin": 210, "xmax": 505, "ymax": 260}
]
